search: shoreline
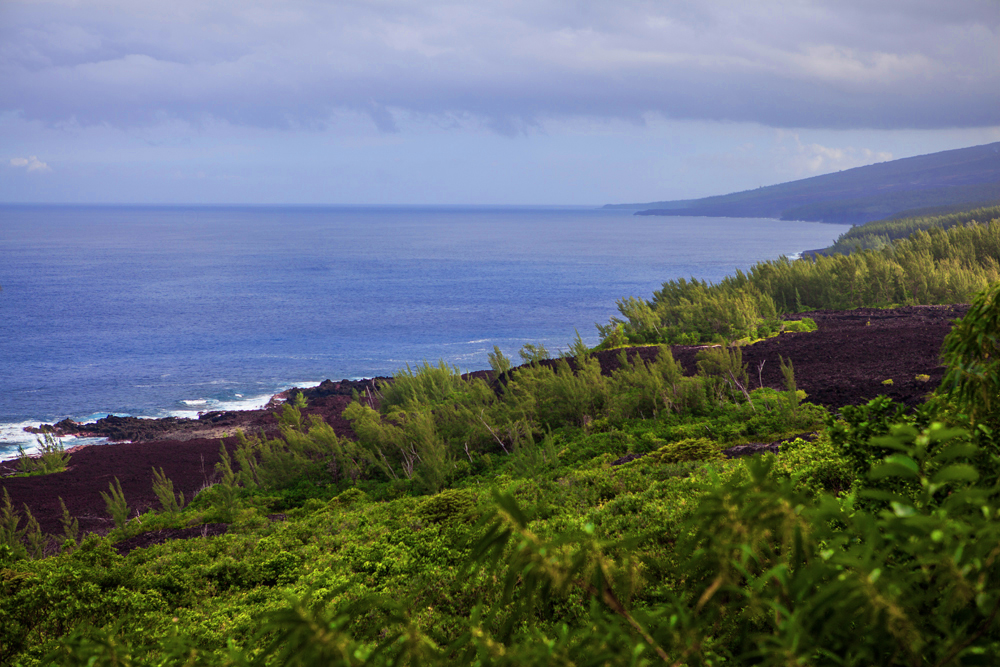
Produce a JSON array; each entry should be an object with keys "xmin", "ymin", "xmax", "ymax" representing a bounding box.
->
[
  {"xmin": 1, "ymin": 378, "xmax": 387, "ymax": 464},
  {"xmin": 0, "ymin": 380, "xmax": 337, "ymax": 462},
  {"xmin": 0, "ymin": 304, "xmax": 969, "ymax": 535},
  {"xmin": 4, "ymin": 303, "xmax": 968, "ymax": 466}
]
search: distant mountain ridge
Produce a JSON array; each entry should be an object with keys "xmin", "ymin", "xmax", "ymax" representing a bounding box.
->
[{"xmin": 608, "ymin": 142, "xmax": 1000, "ymax": 224}]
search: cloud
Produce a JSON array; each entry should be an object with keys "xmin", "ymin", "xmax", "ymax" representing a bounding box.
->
[
  {"xmin": 0, "ymin": 0, "xmax": 997, "ymax": 133},
  {"xmin": 366, "ymin": 101, "xmax": 399, "ymax": 134},
  {"xmin": 796, "ymin": 144, "xmax": 894, "ymax": 174},
  {"xmin": 9, "ymin": 155, "xmax": 51, "ymax": 172},
  {"xmin": 772, "ymin": 132, "xmax": 894, "ymax": 177}
]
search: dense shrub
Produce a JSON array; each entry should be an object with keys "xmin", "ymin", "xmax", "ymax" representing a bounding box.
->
[
  {"xmin": 770, "ymin": 435, "xmax": 854, "ymax": 497},
  {"xmin": 602, "ymin": 218, "xmax": 1000, "ymax": 345},
  {"xmin": 939, "ymin": 279, "xmax": 1000, "ymax": 427},
  {"xmin": 642, "ymin": 437, "xmax": 722, "ymax": 465},
  {"xmin": 826, "ymin": 204, "xmax": 1000, "ymax": 253},
  {"xmin": 16, "ymin": 433, "xmax": 70, "ymax": 475},
  {"xmin": 415, "ymin": 488, "xmax": 478, "ymax": 525}
]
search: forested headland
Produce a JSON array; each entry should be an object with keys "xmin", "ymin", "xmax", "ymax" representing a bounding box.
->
[
  {"xmin": 821, "ymin": 204, "xmax": 1000, "ymax": 254},
  {"xmin": 601, "ymin": 210, "xmax": 1000, "ymax": 347},
  {"xmin": 2, "ymin": 209, "xmax": 1000, "ymax": 665}
]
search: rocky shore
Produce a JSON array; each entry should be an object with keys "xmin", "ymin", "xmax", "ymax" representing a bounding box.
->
[
  {"xmin": 1, "ymin": 305, "xmax": 968, "ymax": 538},
  {"xmin": 26, "ymin": 377, "xmax": 392, "ymax": 444}
]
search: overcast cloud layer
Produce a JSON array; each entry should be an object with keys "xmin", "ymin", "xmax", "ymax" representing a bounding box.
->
[
  {"xmin": 4, "ymin": 0, "xmax": 998, "ymax": 131},
  {"xmin": 1, "ymin": 0, "xmax": 998, "ymax": 204}
]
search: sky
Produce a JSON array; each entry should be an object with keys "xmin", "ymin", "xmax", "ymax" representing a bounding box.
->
[{"xmin": 1, "ymin": 0, "xmax": 998, "ymax": 205}]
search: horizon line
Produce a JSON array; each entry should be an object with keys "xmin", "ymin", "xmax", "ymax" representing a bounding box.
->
[{"xmin": 0, "ymin": 201, "xmax": 607, "ymax": 209}]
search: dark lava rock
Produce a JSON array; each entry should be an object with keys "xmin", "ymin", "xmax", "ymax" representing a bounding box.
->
[
  {"xmin": 722, "ymin": 443, "xmax": 781, "ymax": 459},
  {"xmin": 611, "ymin": 452, "xmax": 644, "ymax": 466},
  {"xmin": 290, "ymin": 377, "xmax": 392, "ymax": 400},
  {"xmin": 114, "ymin": 523, "xmax": 229, "ymax": 556}
]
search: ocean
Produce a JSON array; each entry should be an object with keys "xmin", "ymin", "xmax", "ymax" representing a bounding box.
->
[{"xmin": 0, "ymin": 205, "xmax": 851, "ymax": 459}]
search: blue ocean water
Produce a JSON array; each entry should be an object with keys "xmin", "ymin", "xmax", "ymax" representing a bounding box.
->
[{"xmin": 0, "ymin": 205, "xmax": 851, "ymax": 458}]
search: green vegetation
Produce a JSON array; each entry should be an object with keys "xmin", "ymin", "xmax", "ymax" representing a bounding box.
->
[
  {"xmin": 0, "ymin": 332, "xmax": 831, "ymax": 664},
  {"xmin": 3, "ymin": 266, "xmax": 1000, "ymax": 663},
  {"xmin": 938, "ymin": 279, "xmax": 1000, "ymax": 431},
  {"xmin": 152, "ymin": 467, "xmax": 186, "ymax": 515},
  {"xmin": 602, "ymin": 218, "xmax": 1000, "ymax": 345},
  {"xmin": 824, "ymin": 204, "xmax": 1000, "ymax": 254},
  {"xmin": 16, "ymin": 433, "xmax": 70, "ymax": 475},
  {"xmin": 488, "ymin": 345, "xmax": 512, "ymax": 375},
  {"xmin": 99, "ymin": 478, "xmax": 131, "ymax": 532},
  {"xmin": 518, "ymin": 342, "xmax": 551, "ymax": 365},
  {"xmin": 1, "ymin": 488, "xmax": 47, "ymax": 562}
]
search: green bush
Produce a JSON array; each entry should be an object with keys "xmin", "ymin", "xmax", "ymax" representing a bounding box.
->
[
  {"xmin": 0, "ymin": 489, "xmax": 28, "ymax": 561},
  {"xmin": 16, "ymin": 432, "xmax": 70, "ymax": 475},
  {"xmin": 416, "ymin": 488, "xmax": 478, "ymax": 525},
  {"xmin": 782, "ymin": 316, "xmax": 817, "ymax": 333},
  {"xmin": 771, "ymin": 435, "xmax": 855, "ymax": 497},
  {"xmin": 151, "ymin": 467, "xmax": 185, "ymax": 514},
  {"xmin": 330, "ymin": 487, "xmax": 369, "ymax": 508},
  {"xmin": 827, "ymin": 395, "xmax": 916, "ymax": 479},
  {"xmin": 487, "ymin": 345, "xmax": 512, "ymax": 375},
  {"xmin": 939, "ymin": 279, "xmax": 1000, "ymax": 427},
  {"xmin": 379, "ymin": 360, "xmax": 471, "ymax": 412},
  {"xmin": 644, "ymin": 437, "xmax": 722, "ymax": 465},
  {"xmin": 507, "ymin": 356, "xmax": 608, "ymax": 429},
  {"xmin": 696, "ymin": 345, "xmax": 750, "ymax": 404},
  {"xmin": 99, "ymin": 478, "xmax": 130, "ymax": 531},
  {"xmin": 606, "ymin": 346, "xmax": 685, "ymax": 420},
  {"xmin": 343, "ymin": 401, "xmax": 454, "ymax": 492},
  {"xmin": 518, "ymin": 343, "xmax": 550, "ymax": 365}
]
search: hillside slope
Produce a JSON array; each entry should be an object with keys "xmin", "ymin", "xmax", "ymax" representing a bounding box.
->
[{"xmin": 609, "ymin": 141, "xmax": 1000, "ymax": 224}]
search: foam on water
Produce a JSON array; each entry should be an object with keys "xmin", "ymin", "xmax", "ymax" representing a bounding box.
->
[
  {"xmin": 166, "ymin": 381, "xmax": 322, "ymax": 419},
  {"xmin": 0, "ymin": 421, "xmax": 45, "ymax": 459},
  {"xmin": 0, "ymin": 381, "xmax": 324, "ymax": 461},
  {"xmin": 0, "ymin": 421, "xmax": 110, "ymax": 462}
]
